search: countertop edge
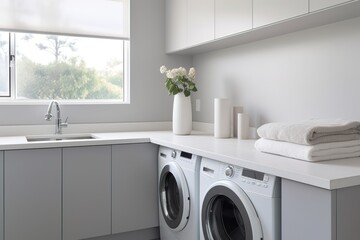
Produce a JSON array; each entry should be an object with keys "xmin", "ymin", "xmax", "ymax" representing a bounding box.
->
[{"xmin": 0, "ymin": 131, "xmax": 359, "ymax": 190}]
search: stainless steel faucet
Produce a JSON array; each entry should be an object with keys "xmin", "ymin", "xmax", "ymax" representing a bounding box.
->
[{"xmin": 45, "ymin": 101, "xmax": 68, "ymax": 134}]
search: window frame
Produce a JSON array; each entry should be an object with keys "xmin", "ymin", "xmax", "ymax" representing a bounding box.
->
[{"xmin": 0, "ymin": 32, "xmax": 130, "ymax": 105}]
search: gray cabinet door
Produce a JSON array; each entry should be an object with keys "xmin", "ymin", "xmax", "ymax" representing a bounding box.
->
[
  {"xmin": 337, "ymin": 186, "xmax": 360, "ymax": 240},
  {"xmin": 112, "ymin": 143, "xmax": 159, "ymax": 234},
  {"xmin": 4, "ymin": 148, "xmax": 62, "ymax": 240},
  {"xmin": 63, "ymin": 146, "xmax": 111, "ymax": 240},
  {"xmin": 0, "ymin": 152, "xmax": 3, "ymax": 240},
  {"xmin": 282, "ymin": 179, "xmax": 336, "ymax": 240}
]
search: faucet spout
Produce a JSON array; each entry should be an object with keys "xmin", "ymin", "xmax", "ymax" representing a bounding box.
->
[{"xmin": 45, "ymin": 101, "xmax": 68, "ymax": 134}]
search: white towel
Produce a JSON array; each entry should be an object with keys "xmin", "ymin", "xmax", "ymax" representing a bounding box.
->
[
  {"xmin": 257, "ymin": 119, "xmax": 360, "ymax": 145},
  {"xmin": 255, "ymin": 138, "xmax": 360, "ymax": 162}
]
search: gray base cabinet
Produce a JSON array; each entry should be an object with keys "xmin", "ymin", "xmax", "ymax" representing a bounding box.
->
[
  {"xmin": 0, "ymin": 152, "xmax": 3, "ymax": 240},
  {"xmin": 63, "ymin": 146, "xmax": 111, "ymax": 240},
  {"xmin": 1, "ymin": 144, "xmax": 159, "ymax": 240},
  {"xmin": 282, "ymin": 179, "xmax": 360, "ymax": 240},
  {"xmin": 4, "ymin": 149, "xmax": 62, "ymax": 240},
  {"xmin": 112, "ymin": 143, "xmax": 159, "ymax": 234}
]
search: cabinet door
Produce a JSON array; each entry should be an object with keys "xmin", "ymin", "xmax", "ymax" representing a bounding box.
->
[
  {"xmin": 112, "ymin": 143, "xmax": 159, "ymax": 234},
  {"xmin": 215, "ymin": 0, "xmax": 252, "ymax": 39},
  {"xmin": 188, "ymin": 0, "xmax": 215, "ymax": 46},
  {"xmin": 310, "ymin": 0, "xmax": 352, "ymax": 11},
  {"xmin": 63, "ymin": 146, "xmax": 111, "ymax": 240},
  {"xmin": 166, "ymin": 0, "xmax": 187, "ymax": 52},
  {"xmin": 4, "ymin": 149, "xmax": 61, "ymax": 240},
  {"xmin": 253, "ymin": 0, "xmax": 308, "ymax": 28},
  {"xmin": 282, "ymin": 179, "xmax": 336, "ymax": 240},
  {"xmin": 0, "ymin": 152, "xmax": 3, "ymax": 240}
]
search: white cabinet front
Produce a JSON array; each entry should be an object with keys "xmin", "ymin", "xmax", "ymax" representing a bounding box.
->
[
  {"xmin": 112, "ymin": 143, "xmax": 159, "ymax": 234},
  {"xmin": 187, "ymin": 0, "xmax": 215, "ymax": 46},
  {"xmin": 215, "ymin": 0, "xmax": 252, "ymax": 38},
  {"xmin": 4, "ymin": 149, "xmax": 62, "ymax": 240},
  {"xmin": 63, "ymin": 146, "xmax": 111, "ymax": 240},
  {"xmin": 310, "ymin": 0, "xmax": 353, "ymax": 11},
  {"xmin": 252, "ymin": 0, "xmax": 308, "ymax": 28},
  {"xmin": 166, "ymin": 0, "xmax": 187, "ymax": 52}
]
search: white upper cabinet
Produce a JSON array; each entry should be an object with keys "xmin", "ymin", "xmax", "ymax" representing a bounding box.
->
[
  {"xmin": 215, "ymin": 0, "xmax": 252, "ymax": 38},
  {"xmin": 187, "ymin": 0, "xmax": 215, "ymax": 46},
  {"xmin": 310, "ymin": 0, "xmax": 353, "ymax": 11},
  {"xmin": 166, "ymin": 0, "xmax": 187, "ymax": 52},
  {"xmin": 249, "ymin": 0, "xmax": 308, "ymax": 28},
  {"xmin": 166, "ymin": 0, "xmax": 360, "ymax": 54}
]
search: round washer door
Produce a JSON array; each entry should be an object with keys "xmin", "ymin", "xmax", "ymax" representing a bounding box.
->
[
  {"xmin": 159, "ymin": 161, "xmax": 190, "ymax": 231},
  {"xmin": 202, "ymin": 180, "xmax": 263, "ymax": 240}
]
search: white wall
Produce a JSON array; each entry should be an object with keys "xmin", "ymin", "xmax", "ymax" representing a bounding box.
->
[
  {"xmin": 192, "ymin": 17, "xmax": 360, "ymax": 127},
  {"xmin": 0, "ymin": 0, "xmax": 192, "ymax": 126}
]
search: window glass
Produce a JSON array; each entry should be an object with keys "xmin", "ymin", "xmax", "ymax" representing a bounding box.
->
[
  {"xmin": 16, "ymin": 33, "xmax": 125, "ymax": 101},
  {"xmin": 0, "ymin": 32, "xmax": 9, "ymax": 97}
]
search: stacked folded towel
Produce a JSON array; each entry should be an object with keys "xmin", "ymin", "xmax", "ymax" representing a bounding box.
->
[{"xmin": 255, "ymin": 119, "xmax": 360, "ymax": 162}]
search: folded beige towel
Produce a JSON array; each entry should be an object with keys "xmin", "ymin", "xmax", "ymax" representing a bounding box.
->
[
  {"xmin": 255, "ymin": 138, "xmax": 360, "ymax": 162},
  {"xmin": 257, "ymin": 119, "xmax": 360, "ymax": 145}
]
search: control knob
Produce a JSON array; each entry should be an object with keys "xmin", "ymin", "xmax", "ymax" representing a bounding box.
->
[
  {"xmin": 171, "ymin": 151, "xmax": 177, "ymax": 158},
  {"xmin": 225, "ymin": 166, "xmax": 234, "ymax": 178}
]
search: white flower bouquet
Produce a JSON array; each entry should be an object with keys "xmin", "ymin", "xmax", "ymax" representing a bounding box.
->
[{"xmin": 160, "ymin": 65, "xmax": 198, "ymax": 97}]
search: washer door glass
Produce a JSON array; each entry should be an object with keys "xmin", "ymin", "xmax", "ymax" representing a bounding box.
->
[
  {"xmin": 159, "ymin": 162, "xmax": 190, "ymax": 231},
  {"xmin": 202, "ymin": 184, "xmax": 260, "ymax": 240},
  {"xmin": 164, "ymin": 172, "xmax": 180, "ymax": 220}
]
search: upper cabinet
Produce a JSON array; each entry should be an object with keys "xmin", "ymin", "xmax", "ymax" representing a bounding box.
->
[
  {"xmin": 253, "ymin": 0, "xmax": 309, "ymax": 28},
  {"xmin": 187, "ymin": 0, "xmax": 215, "ymax": 46},
  {"xmin": 215, "ymin": 0, "xmax": 252, "ymax": 39},
  {"xmin": 166, "ymin": 0, "xmax": 187, "ymax": 52},
  {"xmin": 166, "ymin": 0, "xmax": 360, "ymax": 55},
  {"xmin": 310, "ymin": 0, "xmax": 353, "ymax": 11}
]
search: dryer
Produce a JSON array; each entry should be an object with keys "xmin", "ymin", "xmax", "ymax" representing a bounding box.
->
[
  {"xmin": 200, "ymin": 158, "xmax": 281, "ymax": 240},
  {"xmin": 158, "ymin": 146, "xmax": 201, "ymax": 240}
]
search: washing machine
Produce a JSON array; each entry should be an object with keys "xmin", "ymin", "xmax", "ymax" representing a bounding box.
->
[
  {"xmin": 200, "ymin": 158, "xmax": 281, "ymax": 240},
  {"xmin": 158, "ymin": 146, "xmax": 201, "ymax": 240}
]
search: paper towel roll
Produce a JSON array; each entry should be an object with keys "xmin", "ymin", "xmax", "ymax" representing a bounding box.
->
[
  {"xmin": 214, "ymin": 98, "xmax": 231, "ymax": 138},
  {"xmin": 237, "ymin": 113, "xmax": 249, "ymax": 139}
]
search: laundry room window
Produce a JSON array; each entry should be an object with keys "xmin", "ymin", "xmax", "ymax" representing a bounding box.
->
[
  {"xmin": 0, "ymin": 31, "xmax": 10, "ymax": 97},
  {"xmin": 0, "ymin": 0, "xmax": 130, "ymax": 103}
]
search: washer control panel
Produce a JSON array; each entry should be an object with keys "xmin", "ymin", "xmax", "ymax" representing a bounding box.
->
[{"xmin": 220, "ymin": 164, "xmax": 278, "ymax": 197}]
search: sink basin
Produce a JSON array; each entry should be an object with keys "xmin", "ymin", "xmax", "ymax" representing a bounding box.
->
[{"xmin": 26, "ymin": 134, "xmax": 97, "ymax": 142}]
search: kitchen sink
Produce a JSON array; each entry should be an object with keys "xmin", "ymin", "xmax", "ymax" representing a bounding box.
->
[{"xmin": 26, "ymin": 134, "xmax": 98, "ymax": 142}]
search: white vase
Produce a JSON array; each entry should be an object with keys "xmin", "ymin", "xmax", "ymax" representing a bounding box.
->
[{"xmin": 173, "ymin": 94, "xmax": 192, "ymax": 135}]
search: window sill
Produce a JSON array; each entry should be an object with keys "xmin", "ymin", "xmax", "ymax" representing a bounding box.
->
[{"xmin": 0, "ymin": 99, "xmax": 130, "ymax": 106}]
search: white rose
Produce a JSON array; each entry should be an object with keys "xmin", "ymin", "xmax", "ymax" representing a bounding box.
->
[
  {"xmin": 179, "ymin": 67, "xmax": 187, "ymax": 76},
  {"xmin": 166, "ymin": 70, "xmax": 174, "ymax": 79},
  {"xmin": 160, "ymin": 65, "xmax": 167, "ymax": 74},
  {"xmin": 188, "ymin": 67, "xmax": 195, "ymax": 80}
]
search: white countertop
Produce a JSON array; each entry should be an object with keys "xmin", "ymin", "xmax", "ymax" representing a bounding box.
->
[{"xmin": 1, "ymin": 131, "xmax": 360, "ymax": 190}]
